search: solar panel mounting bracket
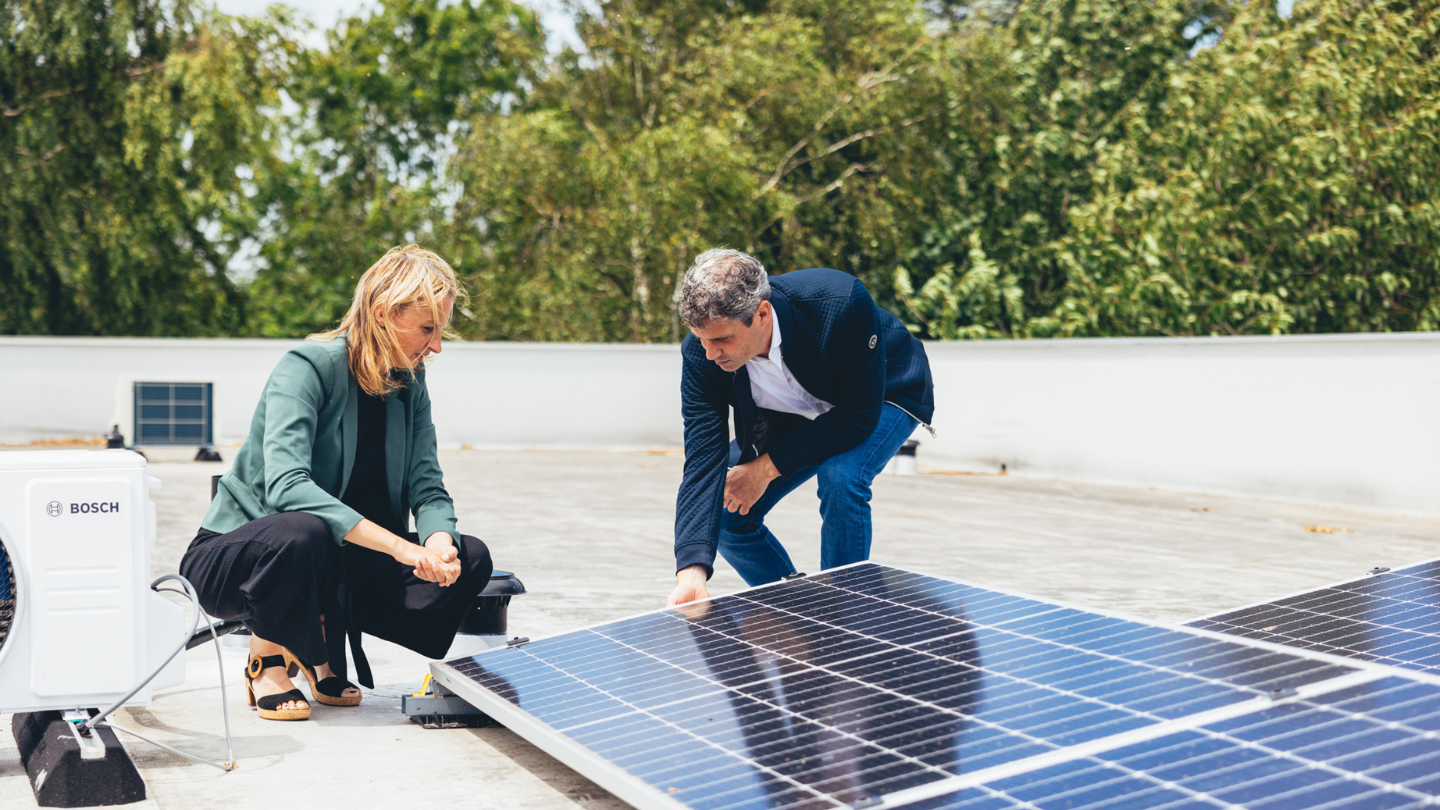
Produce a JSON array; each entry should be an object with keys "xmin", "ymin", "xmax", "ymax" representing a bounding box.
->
[
  {"xmin": 402, "ymin": 678, "xmax": 503, "ymax": 728},
  {"xmin": 401, "ymin": 691, "xmax": 489, "ymax": 717},
  {"xmin": 782, "ymin": 571, "xmax": 808, "ymax": 581},
  {"xmin": 505, "ymin": 636, "xmax": 531, "ymax": 648}
]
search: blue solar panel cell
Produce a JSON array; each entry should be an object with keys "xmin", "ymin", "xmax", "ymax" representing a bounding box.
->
[
  {"xmin": 433, "ymin": 563, "xmax": 1429, "ymax": 810},
  {"xmin": 919, "ymin": 746, "xmax": 1418, "ymax": 810},
  {"xmin": 900, "ymin": 678, "xmax": 1440, "ymax": 810},
  {"xmin": 818, "ymin": 568, "xmax": 1059, "ymax": 628},
  {"xmin": 999, "ymin": 763, "xmax": 1205, "ymax": 809},
  {"xmin": 1189, "ymin": 557, "xmax": 1440, "ymax": 676},
  {"xmin": 449, "ymin": 651, "xmax": 639, "ymax": 730}
]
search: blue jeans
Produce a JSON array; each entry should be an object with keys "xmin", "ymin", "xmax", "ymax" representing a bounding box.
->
[{"xmin": 717, "ymin": 404, "xmax": 919, "ymax": 587}]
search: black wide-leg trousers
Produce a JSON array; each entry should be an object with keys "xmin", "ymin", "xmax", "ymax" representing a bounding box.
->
[{"xmin": 179, "ymin": 512, "xmax": 492, "ymax": 688}]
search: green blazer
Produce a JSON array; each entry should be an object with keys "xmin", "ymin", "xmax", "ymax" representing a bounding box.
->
[{"xmin": 202, "ymin": 337, "xmax": 459, "ymax": 546}]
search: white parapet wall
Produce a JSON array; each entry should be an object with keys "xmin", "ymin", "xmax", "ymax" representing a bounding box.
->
[
  {"xmin": 0, "ymin": 337, "xmax": 294, "ymax": 447},
  {"xmin": 0, "ymin": 337, "xmax": 682, "ymax": 450},
  {"xmin": 919, "ymin": 333, "xmax": 1440, "ymax": 515},
  {"xmin": 0, "ymin": 333, "xmax": 1435, "ymax": 513}
]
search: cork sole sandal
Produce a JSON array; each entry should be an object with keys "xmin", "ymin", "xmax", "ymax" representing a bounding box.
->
[
  {"xmin": 245, "ymin": 654, "xmax": 310, "ymax": 721},
  {"xmin": 283, "ymin": 649, "xmax": 362, "ymax": 707}
]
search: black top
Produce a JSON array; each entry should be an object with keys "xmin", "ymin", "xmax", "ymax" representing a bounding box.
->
[{"xmin": 341, "ymin": 392, "xmax": 403, "ymax": 537}]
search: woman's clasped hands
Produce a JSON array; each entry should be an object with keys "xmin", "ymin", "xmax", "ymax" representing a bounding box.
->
[
  {"xmin": 344, "ymin": 518, "xmax": 464, "ymax": 587},
  {"xmin": 396, "ymin": 532, "xmax": 463, "ymax": 587}
]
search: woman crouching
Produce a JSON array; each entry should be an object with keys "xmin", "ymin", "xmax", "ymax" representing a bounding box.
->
[{"xmin": 181, "ymin": 245, "xmax": 492, "ymax": 720}]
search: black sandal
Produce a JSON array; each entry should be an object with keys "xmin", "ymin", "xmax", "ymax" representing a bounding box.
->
[
  {"xmin": 245, "ymin": 654, "xmax": 310, "ymax": 720},
  {"xmin": 283, "ymin": 648, "xmax": 361, "ymax": 706}
]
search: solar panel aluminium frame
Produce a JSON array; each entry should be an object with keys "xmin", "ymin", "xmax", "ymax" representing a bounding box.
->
[{"xmin": 427, "ymin": 562, "xmax": 1425, "ymax": 810}]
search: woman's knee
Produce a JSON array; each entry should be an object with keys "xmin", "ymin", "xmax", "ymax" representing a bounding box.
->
[
  {"xmin": 460, "ymin": 535, "xmax": 492, "ymax": 574},
  {"xmin": 267, "ymin": 512, "xmax": 334, "ymax": 564}
]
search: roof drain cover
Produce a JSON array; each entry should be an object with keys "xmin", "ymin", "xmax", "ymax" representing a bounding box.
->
[{"xmin": 446, "ymin": 571, "xmax": 526, "ymax": 659}]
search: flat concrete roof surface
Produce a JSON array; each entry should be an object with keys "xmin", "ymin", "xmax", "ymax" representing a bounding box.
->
[{"xmin": 3, "ymin": 448, "xmax": 1438, "ymax": 809}]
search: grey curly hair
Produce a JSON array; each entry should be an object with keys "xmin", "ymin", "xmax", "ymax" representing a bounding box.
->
[{"xmin": 676, "ymin": 248, "xmax": 771, "ymax": 329}]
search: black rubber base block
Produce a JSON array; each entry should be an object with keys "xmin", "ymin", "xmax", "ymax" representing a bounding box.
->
[
  {"xmin": 12, "ymin": 710, "xmax": 146, "ymax": 807},
  {"xmin": 408, "ymin": 711, "xmax": 504, "ymax": 729}
]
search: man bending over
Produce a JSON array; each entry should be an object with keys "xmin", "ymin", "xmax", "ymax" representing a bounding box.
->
[{"xmin": 667, "ymin": 249, "xmax": 936, "ymax": 606}]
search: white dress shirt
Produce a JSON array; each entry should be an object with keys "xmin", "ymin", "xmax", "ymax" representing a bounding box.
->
[{"xmin": 746, "ymin": 319, "xmax": 833, "ymax": 420}]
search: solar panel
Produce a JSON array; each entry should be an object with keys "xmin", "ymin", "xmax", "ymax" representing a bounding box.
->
[
  {"xmin": 430, "ymin": 563, "xmax": 1431, "ymax": 810},
  {"xmin": 1188, "ymin": 558, "xmax": 1440, "ymax": 675},
  {"xmin": 897, "ymin": 675, "xmax": 1440, "ymax": 810}
]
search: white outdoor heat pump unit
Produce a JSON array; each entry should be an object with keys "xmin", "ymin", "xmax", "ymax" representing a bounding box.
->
[{"xmin": 0, "ymin": 450, "xmax": 187, "ymax": 714}]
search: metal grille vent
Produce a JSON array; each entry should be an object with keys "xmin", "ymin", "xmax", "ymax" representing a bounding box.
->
[{"xmin": 134, "ymin": 382, "xmax": 214, "ymax": 445}]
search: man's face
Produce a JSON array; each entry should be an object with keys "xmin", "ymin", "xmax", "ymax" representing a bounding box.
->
[{"xmin": 691, "ymin": 301, "xmax": 773, "ymax": 372}]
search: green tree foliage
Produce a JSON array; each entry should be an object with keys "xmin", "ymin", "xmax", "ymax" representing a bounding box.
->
[
  {"xmin": 243, "ymin": 0, "xmax": 544, "ymax": 337},
  {"xmin": 1053, "ymin": 0, "xmax": 1440, "ymax": 336},
  {"xmin": 449, "ymin": 0, "xmax": 962, "ymax": 341},
  {"xmin": 4, "ymin": 0, "xmax": 1436, "ymax": 341},
  {"xmin": 898, "ymin": 0, "xmax": 1440, "ymax": 338},
  {"xmin": 0, "ymin": 0, "xmax": 292, "ymax": 335},
  {"xmin": 894, "ymin": 0, "xmax": 1221, "ymax": 337}
]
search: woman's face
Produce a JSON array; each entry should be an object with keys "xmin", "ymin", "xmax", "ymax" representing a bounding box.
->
[{"xmin": 388, "ymin": 297, "xmax": 453, "ymax": 369}]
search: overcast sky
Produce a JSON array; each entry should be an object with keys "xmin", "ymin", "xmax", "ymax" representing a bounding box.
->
[{"xmin": 210, "ymin": 0, "xmax": 582, "ymax": 50}]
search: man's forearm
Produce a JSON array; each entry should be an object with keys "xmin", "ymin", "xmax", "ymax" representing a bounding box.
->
[
  {"xmin": 674, "ymin": 541, "xmax": 717, "ymax": 577},
  {"xmin": 750, "ymin": 453, "xmax": 779, "ymax": 479},
  {"xmin": 674, "ymin": 430, "xmax": 729, "ymax": 576},
  {"xmin": 725, "ymin": 453, "xmax": 780, "ymax": 514}
]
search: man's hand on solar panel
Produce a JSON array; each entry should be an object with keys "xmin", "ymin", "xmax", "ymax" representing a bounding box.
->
[
  {"xmin": 724, "ymin": 453, "xmax": 780, "ymax": 514},
  {"xmin": 666, "ymin": 564, "xmax": 711, "ymax": 607}
]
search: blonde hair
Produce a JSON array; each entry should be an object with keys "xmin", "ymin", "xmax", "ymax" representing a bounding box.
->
[{"xmin": 310, "ymin": 244, "xmax": 467, "ymax": 397}]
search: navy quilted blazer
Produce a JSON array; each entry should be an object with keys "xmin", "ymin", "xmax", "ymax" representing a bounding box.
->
[{"xmin": 673, "ymin": 267, "xmax": 935, "ymax": 574}]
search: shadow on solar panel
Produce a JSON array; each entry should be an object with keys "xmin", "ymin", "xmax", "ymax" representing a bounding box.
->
[{"xmin": 431, "ymin": 563, "xmax": 1440, "ymax": 810}]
